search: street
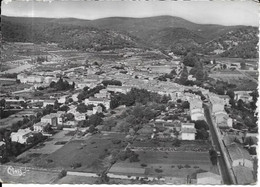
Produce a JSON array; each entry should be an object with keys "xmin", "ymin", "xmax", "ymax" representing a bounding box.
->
[{"xmin": 203, "ymin": 103, "xmax": 233, "ymax": 184}]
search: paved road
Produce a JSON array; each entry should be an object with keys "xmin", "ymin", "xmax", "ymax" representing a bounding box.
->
[{"xmin": 203, "ymin": 104, "xmax": 233, "ymax": 184}]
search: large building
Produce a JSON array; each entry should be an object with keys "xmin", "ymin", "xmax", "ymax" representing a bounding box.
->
[
  {"xmin": 226, "ymin": 143, "xmax": 253, "ymax": 169},
  {"xmin": 10, "ymin": 129, "xmax": 33, "ymax": 144},
  {"xmin": 41, "ymin": 114, "xmax": 58, "ymax": 126},
  {"xmin": 181, "ymin": 123, "xmax": 196, "ymax": 140},
  {"xmin": 85, "ymin": 97, "xmax": 110, "ymax": 110}
]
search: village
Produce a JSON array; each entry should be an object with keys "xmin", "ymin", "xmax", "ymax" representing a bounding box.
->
[{"xmin": 0, "ymin": 45, "xmax": 258, "ymax": 185}]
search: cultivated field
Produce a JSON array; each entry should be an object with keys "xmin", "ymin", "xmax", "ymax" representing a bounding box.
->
[
  {"xmin": 27, "ymin": 132, "xmax": 128, "ymax": 173},
  {"xmin": 110, "ymin": 150, "xmax": 214, "ymax": 179}
]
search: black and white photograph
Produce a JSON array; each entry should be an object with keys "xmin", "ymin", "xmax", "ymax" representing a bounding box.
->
[{"xmin": 0, "ymin": 0, "xmax": 259, "ymax": 185}]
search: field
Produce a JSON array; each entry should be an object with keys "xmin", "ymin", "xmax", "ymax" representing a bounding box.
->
[
  {"xmin": 209, "ymin": 71, "xmax": 258, "ymax": 91},
  {"xmin": 109, "ymin": 150, "xmax": 215, "ymax": 179},
  {"xmin": 131, "ymin": 139, "xmax": 212, "ymax": 152},
  {"xmin": 24, "ymin": 132, "xmax": 128, "ymax": 173}
]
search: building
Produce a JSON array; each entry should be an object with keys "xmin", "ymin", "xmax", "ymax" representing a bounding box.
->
[
  {"xmin": 33, "ymin": 122, "xmax": 49, "ymax": 132},
  {"xmin": 41, "ymin": 114, "xmax": 57, "ymax": 126},
  {"xmin": 18, "ymin": 74, "xmax": 44, "ymax": 84},
  {"xmin": 197, "ymin": 172, "xmax": 222, "ymax": 184},
  {"xmin": 85, "ymin": 97, "xmax": 110, "ymax": 110},
  {"xmin": 43, "ymin": 100, "xmax": 56, "ymax": 107},
  {"xmin": 58, "ymin": 95, "xmax": 70, "ymax": 104},
  {"xmin": 234, "ymin": 91, "xmax": 253, "ymax": 103},
  {"xmin": 181, "ymin": 123, "xmax": 196, "ymax": 140},
  {"xmin": 214, "ymin": 111, "xmax": 233, "ymax": 128},
  {"xmin": 74, "ymin": 113, "xmax": 87, "ymax": 121},
  {"xmin": 94, "ymin": 89, "xmax": 111, "ymax": 99},
  {"xmin": 226, "ymin": 143, "xmax": 253, "ymax": 169},
  {"xmin": 233, "ymin": 166, "xmax": 255, "ymax": 184},
  {"xmin": 190, "ymin": 108, "xmax": 205, "ymax": 121},
  {"xmin": 209, "ymin": 96, "xmax": 225, "ymax": 113},
  {"xmin": 218, "ymin": 95, "xmax": 230, "ymax": 106},
  {"xmin": 93, "ymin": 106, "xmax": 102, "ymax": 114},
  {"xmin": 106, "ymin": 85, "xmax": 132, "ymax": 94},
  {"xmin": 10, "ymin": 129, "xmax": 33, "ymax": 144}
]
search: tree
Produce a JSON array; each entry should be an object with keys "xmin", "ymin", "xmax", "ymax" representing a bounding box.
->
[
  {"xmin": 181, "ymin": 101, "xmax": 190, "ymax": 109},
  {"xmin": 0, "ymin": 99, "xmax": 6, "ymax": 108},
  {"xmin": 196, "ymin": 128, "xmax": 209, "ymax": 140},
  {"xmin": 209, "ymin": 149, "xmax": 218, "ymax": 165},
  {"xmin": 88, "ymin": 125, "xmax": 97, "ymax": 133},
  {"xmin": 226, "ymin": 90, "xmax": 235, "ymax": 100},
  {"xmin": 65, "ymin": 113, "xmax": 74, "ymax": 121},
  {"xmin": 240, "ymin": 62, "xmax": 246, "ymax": 70},
  {"xmin": 182, "ymin": 53, "xmax": 198, "ymax": 67},
  {"xmin": 195, "ymin": 120, "xmax": 209, "ymax": 130}
]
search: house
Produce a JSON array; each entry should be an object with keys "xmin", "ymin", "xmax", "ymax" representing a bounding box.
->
[
  {"xmin": 93, "ymin": 106, "xmax": 102, "ymax": 114},
  {"xmin": 210, "ymin": 96, "xmax": 225, "ymax": 113},
  {"xmin": 74, "ymin": 113, "xmax": 87, "ymax": 121},
  {"xmin": 54, "ymin": 111, "xmax": 65, "ymax": 125},
  {"xmin": 234, "ymin": 91, "xmax": 253, "ymax": 103},
  {"xmin": 94, "ymin": 89, "xmax": 111, "ymax": 99},
  {"xmin": 17, "ymin": 74, "xmax": 44, "ymax": 84},
  {"xmin": 72, "ymin": 93, "xmax": 79, "ymax": 102},
  {"xmin": 197, "ymin": 172, "xmax": 222, "ymax": 184},
  {"xmin": 10, "ymin": 129, "xmax": 33, "ymax": 144},
  {"xmin": 218, "ymin": 95, "xmax": 230, "ymax": 106},
  {"xmin": 226, "ymin": 143, "xmax": 253, "ymax": 169},
  {"xmin": 214, "ymin": 111, "xmax": 232, "ymax": 128},
  {"xmin": 233, "ymin": 166, "xmax": 255, "ymax": 184},
  {"xmin": 58, "ymin": 95, "xmax": 70, "ymax": 104},
  {"xmin": 41, "ymin": 114, "xmax": 57, "ymax": 126},
  {"xmin": 181, "ymin": 123, "xmax": 196, "ymax": 140},
  {"xmin": 106, "ymin": 85, "xmax": 131, "ymax": 94},
  {"xmin": 85, "ymin": 97, "xmax": 110, "ymax": 110},
  {"xmin": 33, "ymin": 122, "xmax": 49, "ymax": 132},
  {"xmin": 190, "ymin": 108, "xmax": 205, "ymax": 121},
  {"xmin": 43, "ymin": 100, "xmax": 56, "ymax": 107}
]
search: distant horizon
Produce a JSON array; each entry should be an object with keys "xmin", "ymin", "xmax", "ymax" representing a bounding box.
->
[
  {"xmin": 1, "ymin": 14, "xmax": 257, "ymax": 28},
  {"xmin": 2, "ymin": 0, "xmax": 259, "ymax": 27}
]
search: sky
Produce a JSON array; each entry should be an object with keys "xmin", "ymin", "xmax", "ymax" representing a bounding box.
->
[{"xmin": 2, "ymin": 0, "xmax": 259, "ymax": 26}]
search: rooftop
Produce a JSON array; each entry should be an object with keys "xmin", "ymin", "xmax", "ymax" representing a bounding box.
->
[
  {"xmin": 227, "ymin": 143, "xmax": 252, "ymax": 162},
  {"xmin": 233, "ymin": 166, "xmax": 255, "ymax": 184}
]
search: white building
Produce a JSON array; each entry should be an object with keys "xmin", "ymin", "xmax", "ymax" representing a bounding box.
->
[
  {"xmin": 181, "ymin": 123, "xmax": 196, "ymax": 140},
  {"xmin": 43, "ymin": 100, "xmax": 56, "ymax": 107},
  {"xmin": 74, "ymin": 113, "xmax": 87, "ymax": 121},
  {"xmin": 106, "ymin": 85, "xmax": 131, "ymax": 94},
  {"xmin": 93, "ymin": 106, "xmax": 103, "ymax": 114},
  {"xmin": 11, "ymin": 129, "xmax": 33, "ymax": 144},
  {"xmin": 41, "ymin": 114, "xmax": 57, "ymax": 126},
  {"xmin": 33, "ymin": 122, "xmax": 49, "ymax": 132},
  {"xmin": 85, "ymin": 97, "xmax": 110, "ymax": 110}
]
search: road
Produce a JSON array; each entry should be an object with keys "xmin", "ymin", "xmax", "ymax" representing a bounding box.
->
[{"xmin": 203, "ymin": 103, "xmax": 233, "ymax": 184}]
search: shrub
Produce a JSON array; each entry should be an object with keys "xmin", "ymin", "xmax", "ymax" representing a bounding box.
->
[
  {"xmin": 155, "ymin": 169, "xmax": 163, "ymax": 173},
  {"xmin": 58, "ymin": 170, "xmax": 67, "ymax": 179},
  {"xmin": 71, "ymin": 162, "xmax": 82, "ymax": 169}
]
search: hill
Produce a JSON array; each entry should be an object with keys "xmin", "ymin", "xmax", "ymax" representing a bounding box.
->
[{"xmin": 1, "ymin": 15, "xmax": 258, "ymax": 58}]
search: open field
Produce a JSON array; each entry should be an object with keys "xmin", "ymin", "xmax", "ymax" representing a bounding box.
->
[
  {"xmin": 109, "ymin": 150, "xmax": 214, "ymax": 179},
  {"xmin": 25, "ymin": 132, "xmax": 127, "ymax": 173},
  {"xmin": 209, "ymin": 71, "xmax": 258, "ymax": 91}
]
